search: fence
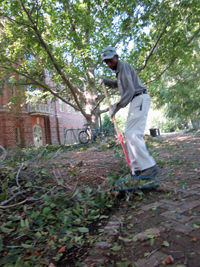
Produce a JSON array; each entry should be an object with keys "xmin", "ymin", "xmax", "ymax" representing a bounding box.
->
[
  {"xmin": 63, "ymin": 127, "xmax": 115, "ymax": 147},
  {"xmin": 63, "ymin": 128, "xmax": 82, "ymax": 147}
]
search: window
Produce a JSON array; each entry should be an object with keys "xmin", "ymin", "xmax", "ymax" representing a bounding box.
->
[
  {"xmin": 50, "ymin": 101, "xmax": 54, "ymax": 110},
  {"xmin": 59, "ymin": 99, "xmax": 64, "ymax": 112},
  {"xmin": 15, "ymin": 127, "xmax": 20, "ymax": 144},
  {"xmin": 67, "ymin": 105, "xmax": 71, "ymax": 113},
  {"xmin": 9, "ymin": 87, "xmax": 15, "ymax": 97},
  {"xmin": 8, "ymin": 78, "xmax": 15, "ymax": 97}
]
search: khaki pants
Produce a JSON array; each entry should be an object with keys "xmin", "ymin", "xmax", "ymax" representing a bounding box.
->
[{"xmin": 124, "ymin": 93, "xmax": 156, "ymax": 174}]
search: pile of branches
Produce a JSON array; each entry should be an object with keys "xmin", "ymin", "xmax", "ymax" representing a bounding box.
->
[
  {"xmin": 0, "ymin": 146, "xmax": 80, "ymax": 210},
  {"xmin": 0, "ymin": 146, "xmax": 119, "ymax": 266}
]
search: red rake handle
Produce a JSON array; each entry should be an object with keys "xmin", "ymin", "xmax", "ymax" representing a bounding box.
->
[{"xmin": 102, "ymin": 82, "xmax": 132, "ymax": 172}]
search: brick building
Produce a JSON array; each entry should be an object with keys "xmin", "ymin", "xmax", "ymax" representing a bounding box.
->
[{"xmin": 0, "ymin": 82, "xmax": 86, "ymax": 148}]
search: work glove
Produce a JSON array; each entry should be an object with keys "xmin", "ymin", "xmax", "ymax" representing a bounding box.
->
[
  {"xmin": 109, "ymin": 104, "xmax": 117, "ymax": 118},
  {"xmin": 98, "ymin": 76, "xmax": 104, "ymax": 85}
]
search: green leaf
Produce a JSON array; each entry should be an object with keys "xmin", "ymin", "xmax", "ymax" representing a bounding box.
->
[
  {"xmin": 116, "ymin": 261, "xmax": 132, "ymax": 267},
  {"xmin": 111, "ymin": 245, "xmax": 122, "ymax": 251},
  {"xmin": 81, "ymin": 169, "xmax": 88, "ymax": 173},
  {"xmin": 0, "ymin": 226, "xmax": 15, "ymax": 233},
  {"xmin": 99, "ymin": 215, "xmax": 109, "ymax": 219},
  {"xmin": 144, "ymin": 252, "xmax": 150, "ymax": 257},
  {"xmin": 162, "ymin": 241, "xmax": 170, "ymax": 247},
  {"xmin": 21, "ymin": 243, "xmax": 33, "ymax": 248},
  {"xmin": 132, "ymin": 236, "xmax": 138, "ymax": 242},
  {"xmin": 42, "ymin": 207, "xmax": 51, "ymax": 215},
  {"xmin": 2, "ymin": 181, "xmax": 8, "ymax": 190},
  {"xmin": 146, "ymin": 234, "xmax": 154, "ymax": 239},
  {"xmin": 76, "ymin": 261, "xmax": 83, "ymax": 267},
  {"xmin": 150, "ymin": 238, "xmax": 154, "ymax": 246},
  {"xmin": 73, "ymin": 209, "xmax": 80, "ymax": 216},
  {"xmin": 118, "ymin": 236, "xmax": 132, "ymax": 243},
  {"xmin": 193, "ymin": 223, "xmax": 200, "ymax": 229},
  {"xmin": 25, "ymin": 219, "xmax": 29, "ymax": 229},
  {"xmin": 78, "ymin": 227, "xmax": 89, "ymax": 233},
  {"xmin": 20, "ymin": 218, "xmax": 25, "ymax": 228}
]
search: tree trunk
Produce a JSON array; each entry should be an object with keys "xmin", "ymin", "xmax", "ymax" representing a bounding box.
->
[
  {"xmin": 188, "ymin": 118, "xmax": 193, "ymax": 129},
  {"xmin": 84, "ymin": 91, "xmax": 101, "ymax": 129}
]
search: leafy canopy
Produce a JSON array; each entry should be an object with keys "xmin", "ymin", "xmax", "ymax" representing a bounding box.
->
[{"xmin": 0, "ymin": 0, "xmax": 199, "ymax": 124}]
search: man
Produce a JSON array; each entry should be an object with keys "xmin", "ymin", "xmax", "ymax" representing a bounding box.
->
[{"xmin": 99, "ymin": 46, "xmax": 159, "ymax": 177}]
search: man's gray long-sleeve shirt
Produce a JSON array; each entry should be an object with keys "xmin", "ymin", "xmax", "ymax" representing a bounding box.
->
[{"xmin": 103, "ymin": 60, "xmax": 147, "ymax": 116}]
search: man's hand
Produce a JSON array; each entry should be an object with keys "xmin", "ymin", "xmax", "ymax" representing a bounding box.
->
[{"xmin": 98, "ymin": 76, "xmax": 104, "ymax": 85}]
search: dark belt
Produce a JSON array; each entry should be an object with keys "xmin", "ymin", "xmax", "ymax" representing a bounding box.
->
[{"xmin": 131, "ymin": 91, "xmax": 147, "ymax": 101}]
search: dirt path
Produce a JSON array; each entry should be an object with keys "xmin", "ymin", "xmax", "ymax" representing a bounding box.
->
[{"xmin": 67, "ymin": 131, "xmax": 200, "ymax": 267}]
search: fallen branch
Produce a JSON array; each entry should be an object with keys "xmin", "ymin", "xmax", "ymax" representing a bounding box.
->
[
  {"xmin": 0, "ymin": 190, "xmax": 26, "ymax": 206},
  {"xmin": 15, "ymin": 163, "xmax": 24, "ymax": 187},
  {"xmin": 53, "ymin": 169, "xmax": 70, "ymax": 190},
  {"xmin": 148, "ymin": 246, "xmax": 161, "ymax": 258},
  {"xmin": 0, "ymin": 189, "xmax": 55, "ymax": 209}
]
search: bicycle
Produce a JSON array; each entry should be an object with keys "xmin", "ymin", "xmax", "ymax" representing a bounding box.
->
[{"xmin": 78, "ymin": 124, "xmax": 103, "ymax": 144}]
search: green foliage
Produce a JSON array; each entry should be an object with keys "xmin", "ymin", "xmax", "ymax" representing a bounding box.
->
[
  {"xmin": 149, "ymin": 37, "xmax": 200, "ymax": 123},
  {"xmin": 147, "ymin": 107, "xmax": 193, "ymax": 133},
  {"xmin": 102, "ymin": 113, "xmax": 114, "ymax": 134},
  {"xmin": 0, "ymin": 146, "xmax": 118, "ymax": 266}
]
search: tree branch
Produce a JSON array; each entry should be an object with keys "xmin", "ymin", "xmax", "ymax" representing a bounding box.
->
[
  {"xmin": 0, "ymin": 191, "xmax": 26, "ymax": 206},
  {"xmin": 19, "ymin": 0, "xmax": 87, "ymax": 117},
  {"xmin": 144, "ymin": 27, "xmax": 200, "ymax": 84},
  {"xmin": 15, "ymin": 163, "xmax": 24, "ymax": 188},
  {"xmin": 144, "ymin": 59, "xmax": 175, "ymax": 85},
  {"xmin": 136, "ymin": 20, "xmax": 169, "ymax": 71},
  {"xmin": 1, "ymin": 63, "xmax": 83, "ymax": 112}
]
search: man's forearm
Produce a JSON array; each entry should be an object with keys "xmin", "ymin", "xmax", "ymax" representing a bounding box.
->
[{"xmin": 103, "ymin": 78, "xmax": 118, "ymax": 89}]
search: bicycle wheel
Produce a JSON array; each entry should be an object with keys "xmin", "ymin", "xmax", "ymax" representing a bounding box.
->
[{"xmin": 78, "ymin": 131, "xmax": 89, "ymax": 144}]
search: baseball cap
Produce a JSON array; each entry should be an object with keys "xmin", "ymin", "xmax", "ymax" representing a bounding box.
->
[{"xmin": 101, "ymin": 47, "xmax": 118, "ymax": 61}]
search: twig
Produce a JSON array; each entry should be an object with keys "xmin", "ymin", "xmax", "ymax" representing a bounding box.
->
[
  {"xmin": 53, "ymin": 170, "xmax": 70, "ymax": 189},
  {"xmin": 148, "ymin": 246, "xmax": 161, "ymax": 258},
  {"xmin": 0, "ymin": 199, "xmax": 28, "ymax": 209},
  {"xmin": 14, "ymin": 234, "xmax": 27, "ymax": 240},
  {"xmin": 0, "ymin": 191, "xmax": 51, "ymax": 209},
  {"xmin": 72, "ymin": 178, "xmax": 79, "ymax": 193},
  {"xmin": 53, "ymin": 147, "xmax": 62, "ymax": 158},
  {"xmin": 0, "ymin": 191, "xmax": 26, "ymax": 206},
  {"xmin": 6, "ymin": 246, "xmax": 23, "ymax": 249},
  {"xmin": 161, "ymin": 168, "xmax": 174, "ymax": 175},
  {"xmin": 152, "ymin": 260, "xmax": 159, "ymax": 267},
  {"xmin": 15, "ymin": 163, "xmax": 24, "ymax": 187}
]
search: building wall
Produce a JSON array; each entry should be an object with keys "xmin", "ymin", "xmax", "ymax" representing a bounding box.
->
[
  {"xmin": 48, "ymin": 100, "xmax": 86, "ymax": 145},
  {"xmin": 0, "ymin": 84, "xmax": 86, "ymax": 148}
]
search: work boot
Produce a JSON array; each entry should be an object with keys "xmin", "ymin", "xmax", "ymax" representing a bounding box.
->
[
  {"xmin": 134, "ymin": 170, "xmax": 142, "ymax": 176},
  {"xmin": 139, "ymin": 165, "xmax": 160, "ymax": 177}
]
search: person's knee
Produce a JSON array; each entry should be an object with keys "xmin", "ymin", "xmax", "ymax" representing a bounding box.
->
[{"xmin": 124, "ymin": 129, "xmax": 136, "ymax": 140}]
